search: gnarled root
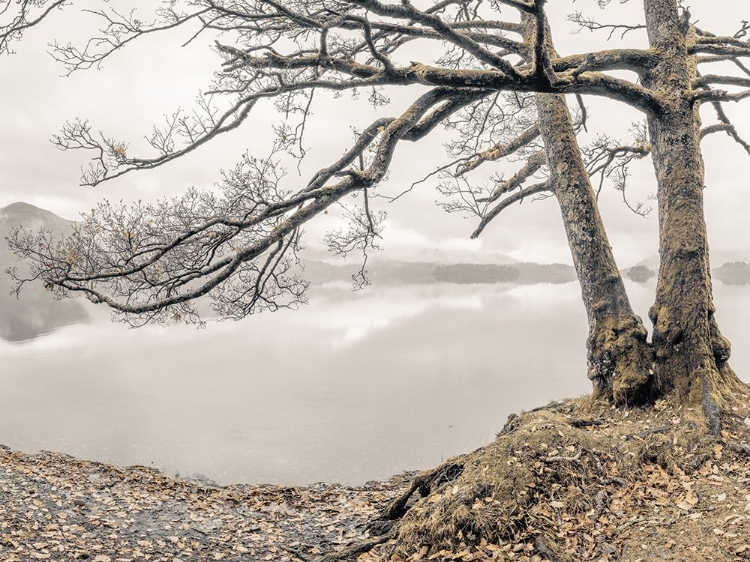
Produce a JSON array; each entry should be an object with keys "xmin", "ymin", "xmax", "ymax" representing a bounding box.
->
[
  {"xmin": 684, "ymin": 362, "xmax": 749, "ymax": 436},
  {"xmin": 314, "ymin": 535, "xmax": 391, "ymax": 562},
  {"xmin": 587, "ymin": 315, "xmax": 655, "ymax": 406},
  {"xmin": 370, "ymin": 395, "xmax": 750, "ymax": 562},
  {"xmin": 534, "ymin": 535, "xmax": 565, "ymax": 562},
  {"xmin": 385, "ymin": 461, "xmax": 464, "ymax": 520}
]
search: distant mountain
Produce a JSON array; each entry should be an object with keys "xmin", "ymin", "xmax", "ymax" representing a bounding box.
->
[
  {"xmin": 301, "ymin": 259, "xmax": 436, "ymax": 286},
  {"xmin": 301, "ymin": 244, "xmax": 518, "ymax": 266},
  {"xmin": 0, "ymin": 202, "xmax": 75, "ymax": 263},
  {"xmin": 0, "ymin": 202, "xmax": 88, "ymax": 342},
  {"xmin": 433, "ymin": 263, "xmax": 520, "ymax": 284},
  {"xmin": 512, "ymin": 262, "xmax": 577, "ymax": 285},
  {"xmin": 0, "ymin": 201, "xmax": 73, "ymax": 230}
]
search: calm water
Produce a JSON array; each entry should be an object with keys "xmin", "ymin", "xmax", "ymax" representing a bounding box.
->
[{"xmin": 0, "ymin": 280, "xmax": 748, "ymax": 485}]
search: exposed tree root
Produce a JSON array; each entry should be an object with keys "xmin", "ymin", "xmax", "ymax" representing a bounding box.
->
[
  {"xmin": 702, "ymin": 378, "xmax": 723, "ymax": 436},
  {"xmin": 314, "ymin": 534, "xmax": 392, "ymax": 562},
  {"xmin": 534, "ymin": 534, "xmax": 564, "ymax": 562},
  {"xmin": 568, "ymin": 417, "xmax": 603, "ymax": 428},
  {"xmin": 587, "ymin": 315, "xmax": 655, "ymax": 407},
  {"xmin": 363, "ymin": 391, "xmax": 750, "ymax": 561},
  {"xmin": 312, "ymin": 515, "xmax": 397, "ymax": 562},
  {"xmin": 728, "ymin": 442, "xmax": 750, "ymax": 455},
  {"xmin": 384, "ymin": 461, "xmax": 465, "ymax": 520},
  {"xmin": 695, "ymin": 365, "xmax": 750, "ymax": 436}
]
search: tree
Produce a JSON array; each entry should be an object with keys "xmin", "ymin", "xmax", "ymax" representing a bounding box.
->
[
  {"xmin": 8, "ymin": 0, "xmax": 750, "ymax": 430},
  {"xmin": 0, "ymin": 0, "xmax": 66, "ymax": 55}
]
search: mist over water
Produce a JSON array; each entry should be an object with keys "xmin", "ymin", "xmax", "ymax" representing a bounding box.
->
[{"xmin": 0, "ymin": 279, "xmax": 748, "ymax": 485}]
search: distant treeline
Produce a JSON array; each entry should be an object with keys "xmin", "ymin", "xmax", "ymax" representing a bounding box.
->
[
  {"xmin": 301, "ymin": 261, "xmax": 577, "ymax": 286},
  {"xmin": 626, "ymin": 265, "xmax": 656, "ymax": 283},
  {"xmin": 714, "ymin": 261, "xmax": 750, "ymax": 285},
  {"xmin": 625, "ymin": 262, "xmax": 750, "ymax": 286}
]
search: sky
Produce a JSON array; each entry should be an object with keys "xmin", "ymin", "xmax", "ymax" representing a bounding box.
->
[
  {"xmin": 1, "ymin": 0, "xmax": 749, "ymax": 268},
  {"xmin": 1, "ymin": 0, "xmax": 750, "ymax": 486}
]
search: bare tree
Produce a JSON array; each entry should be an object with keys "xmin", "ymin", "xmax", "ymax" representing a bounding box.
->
[
  {"xmin": 0, "ymin": 0, "xmax": 66, "ymax": 55},
  {"xmin": 8, "ymin": 0, "xmax": 750, "ymax": 429}
]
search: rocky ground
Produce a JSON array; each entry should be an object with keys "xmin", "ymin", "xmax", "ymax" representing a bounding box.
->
[
  {"xmin": 2, "ymin": 395, "xmax": 750, "ymax": 562},
  {"xmin": 0, "ymin": 445, "xmax": 409, "ymax": 562}
]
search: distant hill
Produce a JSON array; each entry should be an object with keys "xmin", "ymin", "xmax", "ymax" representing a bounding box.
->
[
  {"xmin": 433, "ymin": 263, "xmax": 520, "ymax": 284},
  {"xmin": 0, "ymin": 202, "xmax": 89, "ymax": 342},
  {"xmin": 300, "ymin": 243, "xmax": 518, "ymax": 266},
  {"xmin": 0, "ymin": 202, "xmax": 76, "ymax": 262}
]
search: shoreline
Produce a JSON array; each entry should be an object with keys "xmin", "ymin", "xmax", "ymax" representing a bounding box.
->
[
  {"xmin": 4, "ymin": 392, "xmax": 750, "ymax": 562},
  {"xmin": 0, "ymin": 444, "xmax": 410, "ymax": 561}
]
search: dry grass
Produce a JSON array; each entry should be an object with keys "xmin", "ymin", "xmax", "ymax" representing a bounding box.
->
[{"xmin": 364, "ymin": 389, "xmax": 750, "ymax": 562}]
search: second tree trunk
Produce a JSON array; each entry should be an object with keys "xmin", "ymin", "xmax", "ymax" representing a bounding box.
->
[{"xmin": 536, "ymin": 93, "xmax": 654, "ymax": 405}]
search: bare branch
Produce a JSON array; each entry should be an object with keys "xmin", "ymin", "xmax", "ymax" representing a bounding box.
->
[
  {"xmin": 470, "ymin": 181, "xmax": 551, "ymax": 239},
  {"xmin": 46, "ymin": 1, "xmax": 666, "ymax": 189},
  {"xmin": 692, "ymin": 88, "xmax": 750, "ymax": 103},
  {"xmin": 701, "ymin": 103, "xmax": 750, "ymax": 157},
  {"xmin": 568, "ymin": 11, "xmax": 645, "ymax": 41},
  {"xmin": 694, "ymin": 75, "xmax": 750, "ymax": 89},
  {"xmin": 581, "ymin": 125, "xmax": 652, "ymax": 216},
  {"xmin": 347, "ymin": 0, "xmax": 522, "ymax": 78},
  {"xmin": 0, "ymin": 0, "xmax": 66, "ymax": 55},
  {"xmin": 50, "ymin": 6, "xmax": 212, "ymax": 74},
  {"xmin": 12, "ymin": 87, "xmax": 480, "ymax": 323}
]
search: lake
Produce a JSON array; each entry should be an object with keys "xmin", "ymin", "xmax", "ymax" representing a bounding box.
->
[{"xmin": 0, "ymin": 279, "xmax": 748, "ymax": 485}]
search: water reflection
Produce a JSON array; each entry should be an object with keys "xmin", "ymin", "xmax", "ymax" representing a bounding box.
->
[
  {"xmin": 0, "ymin": 280, "xmax": 747, "ymax": 485},
  {"xmin": 0, "ymin": 288, "xmax": 88, "ymax": 342},
  {"xmin": 0, "ymin": 202, "xmax": 87, "ymax": 341}
]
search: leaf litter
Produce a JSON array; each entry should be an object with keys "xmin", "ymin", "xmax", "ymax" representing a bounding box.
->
[
  {"xmin": 0, "ymin": 445, "xmax": 410, "ymax": 561},
  {"xmin": 1, "ymin": 392, "xmax": 749, "ymax": 562},
  {"xmin": 366, "ymin": 393, "xmax": 750, "ymax": 562}
]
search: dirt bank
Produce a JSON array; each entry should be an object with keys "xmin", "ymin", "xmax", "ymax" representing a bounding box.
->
[{"xmin": 2, "ymin": 393, "xmax": 750, "ymax": 562}]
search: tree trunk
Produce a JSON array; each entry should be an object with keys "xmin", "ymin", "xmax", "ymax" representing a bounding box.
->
[
  {"xmin": 643, "ymin": 0, "xmax": 746, "ymax": 429},
  {"xmin": 536, "ymin": 93, "xmax": 654, "ymax": 405}
]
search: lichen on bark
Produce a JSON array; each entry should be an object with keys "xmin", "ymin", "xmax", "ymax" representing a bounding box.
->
[
  {"xmin": 642, "ymin": 0, "xmax": 749, "ymax": 425},
  {"xmin": 536, "ymin": 92, "xmax": 655, "ymax": 405}
]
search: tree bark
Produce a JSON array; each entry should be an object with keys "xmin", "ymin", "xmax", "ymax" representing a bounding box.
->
[
  {"xmin": 643, "ymin": 0, "xmax": 746, "ymax": 427},
  {"xmin": 536, "ymin": 93, "xmax": 654, "ymax": 405}
]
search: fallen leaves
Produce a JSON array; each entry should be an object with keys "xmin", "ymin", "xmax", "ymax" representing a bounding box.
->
[
  {"xmin": 3, "ymin": 394, "xmax": 750, "ymax": 562},
  {"xmin": 0, "ymin": 445, "xmax": 410, "ymax": 562},
  {"xmin": 362, "ymin": 396, "xmax": 750, "ymax": 562}
]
